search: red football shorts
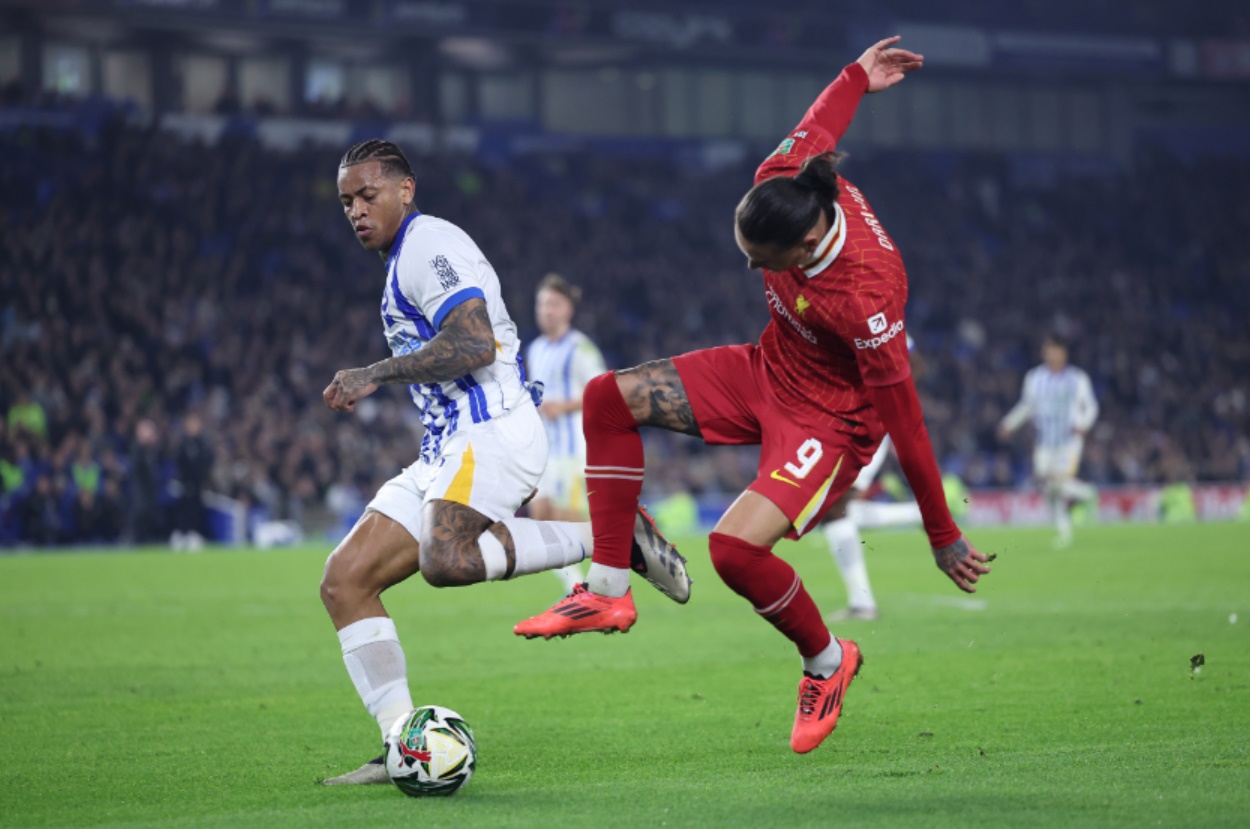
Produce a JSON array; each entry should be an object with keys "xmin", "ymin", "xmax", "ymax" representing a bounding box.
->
[{"xmin": 672, "ymin": 344, "xmax": 879, "ymax": 539}]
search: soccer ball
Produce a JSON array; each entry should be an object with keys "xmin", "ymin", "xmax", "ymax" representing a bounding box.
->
[{"xmin": 384, "ymin": 706, "xmax": 477, "ymax": 797}]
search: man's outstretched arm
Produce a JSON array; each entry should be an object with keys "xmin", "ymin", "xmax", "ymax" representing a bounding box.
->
[
  {"xmin": 756, "ymin": 36, "xmax": 924, "ymax": 181},
  {"xmin": 865, "ymin": 376, "xmax": 991, "ymax": 593}
]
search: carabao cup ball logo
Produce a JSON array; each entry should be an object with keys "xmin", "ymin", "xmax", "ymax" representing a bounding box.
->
[{"xmin": 385, "ymin": 706, "xmax": 477, "ymax": 798}]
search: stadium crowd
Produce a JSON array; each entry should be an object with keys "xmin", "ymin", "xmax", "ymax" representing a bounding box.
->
[{"xmin": 1, "ymin": 115, "xmax": 1247, "ymax": 545}]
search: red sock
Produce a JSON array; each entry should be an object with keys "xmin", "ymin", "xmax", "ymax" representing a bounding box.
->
[
  {"xmin": 582, "ymin": 373, "xmax": 642, "ymax": 569},
  {"xmin": 708, "ymin": 532, "xmax": 832, "ymax": 658}
]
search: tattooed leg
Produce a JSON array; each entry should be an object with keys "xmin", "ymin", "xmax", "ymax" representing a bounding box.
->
[
  {"xmin": 419, "ymin": 500, "xmax": 590, "ymax": 587},
  {"xmin": 419, "ymin": 500, "xmax": 504, "ymax": 587},
  {"xmin": 614, "ymin": 359, "xmax": 702, "ymax": 437}
]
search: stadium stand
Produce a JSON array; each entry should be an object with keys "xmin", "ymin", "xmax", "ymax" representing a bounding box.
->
[{"xmin": 1, "ymin": 113, "xmax": 1247, "ymax": 545}]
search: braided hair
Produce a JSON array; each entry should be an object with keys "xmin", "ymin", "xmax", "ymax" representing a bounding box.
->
[
  {"xmin": 339, "ymin": 139, "xmax": 415, "ymax": 181},
  {"xmin": 735, "ymin": 152, "xmax": 843, "ymax": 249}
]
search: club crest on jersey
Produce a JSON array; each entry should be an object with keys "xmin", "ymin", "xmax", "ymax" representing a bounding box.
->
[
  {"xmin": 795, "ymin": 294, "xmax": 811, "ymax": 317},
  {"xmin": 430, "ymin": 255, "xmax": 460, "ymax": 290}
]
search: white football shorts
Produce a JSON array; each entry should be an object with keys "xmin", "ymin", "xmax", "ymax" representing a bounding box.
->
[
  {"xmin": 364, "ymin": 401, "xmax": 549, "ymax": 543},
  {"xmin": 1033, "ymin": 437, "xmax": 1084, "ymax": 480}
]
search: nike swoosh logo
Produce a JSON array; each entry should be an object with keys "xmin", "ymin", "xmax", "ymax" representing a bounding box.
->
[{"xmin": 770, "ymin": 470, "xmax": 801, "ymax": 488}]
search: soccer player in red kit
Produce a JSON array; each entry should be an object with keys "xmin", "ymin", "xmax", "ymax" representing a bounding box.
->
[{"xmin": 515, "ymin": 37, "xmax": 991, "ymax": 753}]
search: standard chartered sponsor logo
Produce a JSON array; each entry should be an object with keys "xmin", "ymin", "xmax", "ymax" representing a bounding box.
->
[
  {"xmin": 855, "ymin": 319, "xmax": 905, "ymax": 350},
  {"xmin": 766, "ymin": 288, "xmax": 818, "ymax": 344}
]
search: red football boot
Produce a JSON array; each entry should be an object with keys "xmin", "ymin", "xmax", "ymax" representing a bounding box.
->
[
  {"xmin": 513, "ymin": 584, "xmax": 637, "ymax": 639},
  {"xmin": 790, "ymin": 638, "xmax": 863, "ymax": 754}
]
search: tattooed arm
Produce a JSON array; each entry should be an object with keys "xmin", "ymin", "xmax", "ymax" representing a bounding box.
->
[{"xmin": 323, "ymin": 298, "xmax": 495, "ymax": 413}]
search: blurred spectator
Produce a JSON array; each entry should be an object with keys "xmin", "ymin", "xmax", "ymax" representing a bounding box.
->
[
  {"xmin": 20, "ymin": 476, "xmax": 61, "ymax": 546},
  {"xmin": 72, "ymin": 488, "xmax": 107, "ymax": 544},
  {"xmin": 8, "ymin": 391, "xmax": 47, "ymax": 442},
  {"xmin": 127, "ymin": 419, "xmax": 164, "ymax": 544},
  {"xmin": 71, "ymin": 444, "xmax": 102, "ymax": 496},
  {"xmin": 171, "ymin": 413, "xmax": 212, "ymax": 551}
]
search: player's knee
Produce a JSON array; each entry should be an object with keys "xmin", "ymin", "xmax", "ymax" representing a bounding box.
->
[
  {"xmin": 418, "ymin": 546, "xmax": 451, "ymax": 588},
  {"xmin": 319, "ymin": 549, "xmax": 353, "ymax": 612},
  {"xmin": 320, "ymin": 541, "xmax": 377, "ymax": 613},
  {"xmin": 318, "ymin": 571, "xmax": 336, "ymax": 610},
  {"xmin": 418, "ymin": 541, "xmax": 478, "ymax": 588},
  {"xmin": 583, "ymin": 371, "xmax": 614, "ymax": 410},
  {"xmin": 419, "ymin": 561, "xmax": 455, "ymax": 588},
  {"xmin": 583, "ymin": 371, "xmax": 637, "ymax": 430},
  {"xmin": 708, "ymin": 532, "xmax": 762, "ymax": 592}
]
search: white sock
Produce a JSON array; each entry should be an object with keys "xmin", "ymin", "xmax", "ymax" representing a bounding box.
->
[
  {"xmin": 1056, "ymin": 505, "xmax": 1072, "ymax": 540},
  {"xmin": 1046, "ymin": 487, "xmax": 1072, "ymax": 540},
  {"xmin": 553, "ymin": 564, "xmax": 583, "ymax": 594},
  {"xmin": 802, "ymin": 637, "xmax": 844, "ymax": 679},
  {"xmin": 1059, "ymin": 479, "xmax": 1095, "ymax": 501},
  {"xmin": 586, "ymin": 562, "xmax": 630, "ymax": 598},
  {"xmin": 338, "ymin": 617, "xmax": 413, "ymax": 742},
  {"xmin": 824, "ymin": 518, "xmax": 876, "ymax": 610},
  {"xmin": 486, "ymin": 518, "xmax": 590, "ymax": 580},
  {"xmin": 847, "ymin": 500, "xmax": 922, "ymax": 529}
]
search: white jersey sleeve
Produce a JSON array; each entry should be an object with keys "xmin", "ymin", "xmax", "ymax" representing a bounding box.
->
[
  {"xmin": 393, "ymin": 223, "xmax": 489, "ymax": 330},
  {"xmin": 1071, "ymin": 369, "xmax": 1099, "ymax": 433}
]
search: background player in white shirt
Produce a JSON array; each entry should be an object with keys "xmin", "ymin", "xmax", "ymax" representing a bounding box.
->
[
  {"xmin": 526, "ymin": 274, "xmax": 606, "ymax": 594},
  {"xmin": 998, "ymin": 332, "xmax": 1099, "ymax": 547},
  {"xmin": 319, "ymin": 141, "xmax": 688, "ymax": 785},
  {"xmin": 821, "ymin": 335, "xmax": 923, "ymax": 621}
]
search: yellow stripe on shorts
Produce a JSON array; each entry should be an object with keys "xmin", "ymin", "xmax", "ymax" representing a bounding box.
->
[
  {"xmin": 569, "ymin": 468, "xmax": 587, "ymax": 514},
  {"xmin": 445, "ymin": 443, "xmax": 476, "ymax": 506},
  {"xmin": 793, "ymin": 454, "xmax": 844, "ymax": 535}
]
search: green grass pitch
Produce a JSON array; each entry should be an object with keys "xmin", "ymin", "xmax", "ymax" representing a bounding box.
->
[{"xmin": 2, "ymin": 523, "xmax": 1248, "ymax": 828}]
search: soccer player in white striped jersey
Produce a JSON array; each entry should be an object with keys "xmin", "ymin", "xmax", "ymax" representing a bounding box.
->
[
  {"xmin": 998, "ymin": 332, "xmax": 1099, "ymax": 548},
  {"xmin": 318, "ymin": 140, "xmax": 689, "ymax": 785},
  {"xmin": 526, "ymin": 274, "xmax": 607, "ymax": 594},
  {"xmin": 821, "ymin": 335, "xmax": 922, "ymax": 621}
]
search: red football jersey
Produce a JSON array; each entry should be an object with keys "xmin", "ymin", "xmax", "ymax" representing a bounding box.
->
[{"xmin": 752, "ymin": 62, "xmax": 911, "ymax": 440}]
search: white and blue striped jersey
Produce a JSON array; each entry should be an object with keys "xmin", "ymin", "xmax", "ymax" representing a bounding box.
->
[
  {"xmin": 526, "ymin": 329, "xmax": 605, "ymax": 460},
  {"xmin": 380, "ymin": 212, "xmax": 530, "ymax": 463},
  {"xmin": 1001, "ymin": 365, "xmax": 1099, "ymax": 449}
]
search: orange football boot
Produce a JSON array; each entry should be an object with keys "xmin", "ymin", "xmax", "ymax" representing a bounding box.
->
[
  {"xmin": 513, "ymin": 584, "xmax": 637, "ymax": 639},
  {"xmin": 790, "ymin": 638, "xmax": 863, "ymax": 754}
]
